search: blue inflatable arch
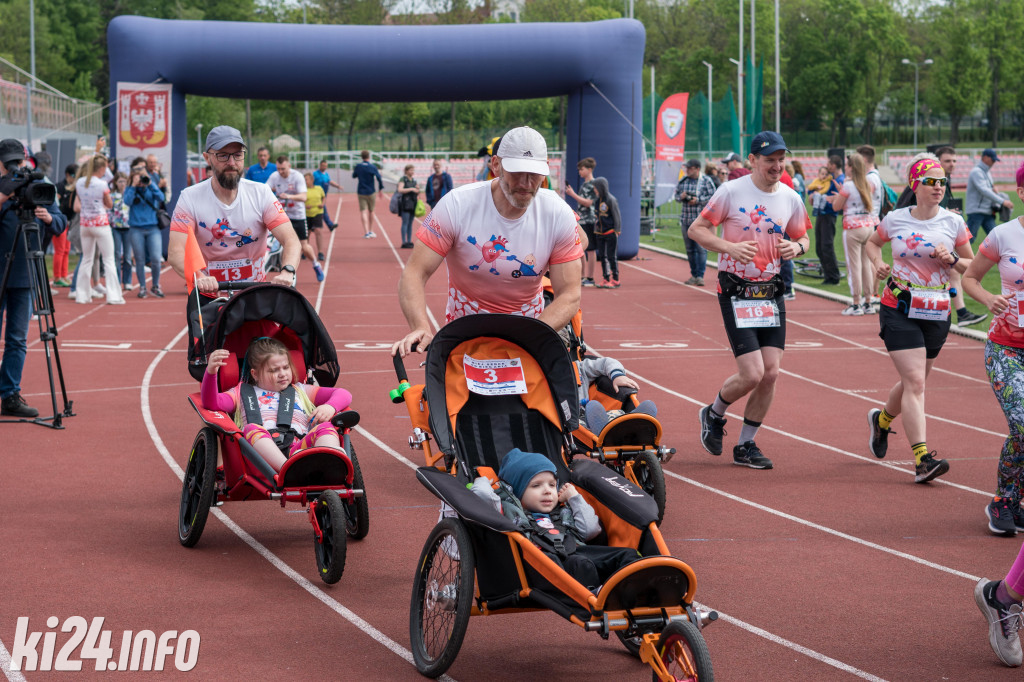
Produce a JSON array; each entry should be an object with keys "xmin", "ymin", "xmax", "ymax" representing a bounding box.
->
[{"xmin": 108, "ymin": 16, "xmax": 646, "ymax": 258}]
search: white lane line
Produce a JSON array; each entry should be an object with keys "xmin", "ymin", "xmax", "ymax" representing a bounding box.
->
[
  {"xmin": 140, "ymin": 327, "xmax": 455, "ymax": 681},
  {"xmin": 375, "ymin": 209, "xmax": 441, "ymax": 333},
  {"xmin": 0, "ymin": 639, "xmax": 27, "ymax": 682},
  {"xmin": 777, "ymin": 367, "xmax": 1004, "ymax": 437},
  {"xmin": 355, "ymin": 425, "xmax": 422, "ymax": 471},
  {"xmin": 694, "ymin": 604, "xmax": 888, "ymax": 682},
  {"xmin": 621, "ymin": 260, "xmax": 988, "ymax": 384}
]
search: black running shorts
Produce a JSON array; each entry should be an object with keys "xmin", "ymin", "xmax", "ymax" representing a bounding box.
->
[
  {"xmin": 307, "ymin": 214, "xmax": 323, "ymax": 230},
  {"xmin": 581, "ymin": 222, "xmax": 597, "ymax": 252},
  {"xmin": 290, "ymin": 217, "xmax": 308, "ymax": 240},
  {"xmin": 718, "ymin": 292, "xmax": 787, "ymax": 357},
  {"xmin": 878, "ymin": 304, "xmax": 950, "ymax": 359}
]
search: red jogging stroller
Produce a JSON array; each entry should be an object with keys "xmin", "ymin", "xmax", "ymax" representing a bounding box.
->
[{"xmin": 178, "ymin": 283, "xmax": 369, "ymax": 584}]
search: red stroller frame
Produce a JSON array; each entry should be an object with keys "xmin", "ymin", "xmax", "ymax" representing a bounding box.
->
[{"xmin": 178, "ymin": 283, "xmax": 369, "ymax": 584}]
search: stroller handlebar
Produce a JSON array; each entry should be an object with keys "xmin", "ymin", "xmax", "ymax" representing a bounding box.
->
[
  {"xmin": 218, "ymin": 281, "xmax": 258, "ymax": 291},
  {"xmin": 390, "ymin": 343, "xmax": 418, "ymax": 403}
]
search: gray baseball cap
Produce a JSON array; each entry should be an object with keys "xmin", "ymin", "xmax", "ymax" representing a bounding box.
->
[{"xmin": 205, "ymin": 126, "xmax": 246, "ymax": 152}]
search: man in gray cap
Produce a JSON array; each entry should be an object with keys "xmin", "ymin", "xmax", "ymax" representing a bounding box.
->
[
  {"xmin": 0, "ymin": 138, "xmax": 67, "ymax": 419},
  {"xmin": 966, "ymin": 148, "xmax": 1014, "ymax": 243},
  {"xmin": 392, "ymin": 125, "xmax": 584, "ymax": 357},
  {"xmin": 167, "ymin": 125, "xmax": 300, "ymax": 292}
]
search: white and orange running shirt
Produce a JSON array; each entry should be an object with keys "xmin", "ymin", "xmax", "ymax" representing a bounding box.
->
[
  {"xmin": 876, "ymin": 207, "xmax": 970, "ymax": 309},
  {"xmin": 699, "ymin": 174, "xmax": 811, "ymax": 289},
  {"xmin": 978, "ymin": 218, "xmax": 1024, "ymax": 348},
  {"xmin": 171, "ymin": 179, "xmax": 290, "ymax": 282},
  {"xmin": 417, "ymin": 181, "xmax": 583, "ymax": 321}
]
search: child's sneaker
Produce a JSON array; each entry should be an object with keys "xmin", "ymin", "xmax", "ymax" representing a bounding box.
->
[
  {"xmin": 314, "ymin": 263, "xmax": 325, "ymax": 282},
  {"xmin": 975, "ymin": 579, "xmax": 1024, "ymax": 667},
  {"xmin": 582, "ymin": 277, "xmax": 595, "ymax": 287},
  {"xmin": 914, "ymin": 451, "xmax": 949, "ymax": 483},
  {"xmin": 611, "ymin": 278, "xmax": 620, "ymax": 288}
]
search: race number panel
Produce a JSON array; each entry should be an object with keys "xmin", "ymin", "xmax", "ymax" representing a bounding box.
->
[
  {"xmin": 731, "ymin": 298, "xmax": 780, "ymax": 328},
  {"xmin": 208, "ymin": 258, "xmax": 256, "ymax": 282},
  {"xmin": 463, "ymin": 355, "xmax": 527, "ymax": 396},
  {"xmin": 907, "ymin": 290, "xmax": 951, "ymax": 322}
]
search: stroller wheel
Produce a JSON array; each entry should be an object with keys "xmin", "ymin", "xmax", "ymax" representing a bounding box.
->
[
  {"xmin": 179, "ymin": 427, "xmax": 218, "ymax": 548},
  {"xmin": 652, "ymin": 619, "xmax": 713, "ymax": 682},
  {"xmin": 343, "ymin": 442, "xmax": 370, "ymax": 539},
  {"xmin": 632, "ymin": 451, "xmax": 667, "ymax": 525},
  {"xmin": 313, "ymin": 490, "xmax": 348, "ymax": 584},
  {"xmin": 410, "ymin": 517, "xmax": 475, "ymax": 678}
]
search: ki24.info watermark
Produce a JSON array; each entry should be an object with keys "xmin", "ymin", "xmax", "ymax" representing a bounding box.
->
[{"xmin": 10, "ymin": 617, "xmax": 199, "ymax": 672}]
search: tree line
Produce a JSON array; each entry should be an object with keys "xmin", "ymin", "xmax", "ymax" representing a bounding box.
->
[{"xmin": 0, "ymin": 0, "xmax": 1020, "ymax": 150}]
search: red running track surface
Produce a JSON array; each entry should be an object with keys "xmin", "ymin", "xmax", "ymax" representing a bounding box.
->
[{"xmin": 1, "ymin": 193, "xmax": 1019, "ymax": 681}]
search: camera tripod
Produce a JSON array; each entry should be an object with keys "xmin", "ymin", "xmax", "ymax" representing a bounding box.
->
[{"xmin": 0, "ymin": 207, "xmax": 74, "ymax": 428}]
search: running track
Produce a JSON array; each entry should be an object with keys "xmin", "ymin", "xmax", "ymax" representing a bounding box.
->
[{"xmin": 1, "ymin": 194, "xmax": 1019, "ymax": 681}]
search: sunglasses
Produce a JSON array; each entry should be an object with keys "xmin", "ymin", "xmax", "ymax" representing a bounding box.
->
[{"xmin": 920, "ymin": 177, "xmax": 948, "ymax": 187}]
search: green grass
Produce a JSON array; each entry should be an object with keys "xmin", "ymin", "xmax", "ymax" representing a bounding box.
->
[{"xmin": 641, "ymin": 194, "xmax": 1024, "ymax": 319}]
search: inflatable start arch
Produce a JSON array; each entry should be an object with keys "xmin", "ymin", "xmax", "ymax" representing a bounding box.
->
[{"xmin": 108, "ymin": 16, "xmax": 646, "ymax": 258}]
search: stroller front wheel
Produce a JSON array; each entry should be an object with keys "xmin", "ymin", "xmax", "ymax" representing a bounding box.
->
[
  {"xmin": 343, "ymin": 442, "xmax": 370, "ymax": 539},
  {"xmin": 313, "ymin": 490, "xmax": 348, "ymax": 584},
  {"xmin": 178, "ymin": 427, "xmax": 218, "ymax": 547},
  {"xmin": 652, "ymin": 619, "xmax": 713, "ymax": 682},
  {"xmin": 410, "ymin": 517, "xmax": 475, "ymax": 678}
]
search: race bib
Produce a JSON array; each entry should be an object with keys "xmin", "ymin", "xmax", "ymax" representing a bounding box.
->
[
  {"xmin": 1016, "ymin": 293, "xmax": 1024, "ymax": 322},
  {"xmin": 908, "ymin": 289, "xmax": 951, "ymax": 321},
  {"xmin": 208, "ymin": 257, "xmax": 257, "ymax": 282},
  {"xmin": 732, "ymin": 298, "xmax": 780, "ymax": 328},
  {"xmin": 463, "ymin": 355, "xmax": 527, "ymax": 396}
]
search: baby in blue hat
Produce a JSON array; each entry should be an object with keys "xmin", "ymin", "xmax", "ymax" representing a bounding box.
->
[{"xmin": 472, "ymin": 448, "xmax": 638, "ymax": 590}]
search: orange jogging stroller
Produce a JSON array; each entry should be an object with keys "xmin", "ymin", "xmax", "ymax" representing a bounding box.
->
[{"xmin": 391, "ymin": 314, "xmax": 714, "ymax": 680}]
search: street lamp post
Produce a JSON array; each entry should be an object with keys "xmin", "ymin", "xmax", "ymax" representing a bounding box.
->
[
  {"xmin": 195, "ymin": 123, "xmax": 203, "ymax": 157},
  {"xmin": 729, "ymin": 57, "xmax": 743, "ymax": 153},
  {"xmin": 902, "ymin": 57, "xmax": 933, "ymax": 149},
  {"xmin": 701, "ymin": 61, "xmax": 713, "ymax": 155}
]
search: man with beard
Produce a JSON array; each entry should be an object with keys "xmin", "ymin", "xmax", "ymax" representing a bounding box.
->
[
  {"xmin": 392, "ymin": 126, "xmax": 584, "ymax": 357},
  {"xmin": 168, "ymin": 126, "xmax": 300, "ymax": 292}
]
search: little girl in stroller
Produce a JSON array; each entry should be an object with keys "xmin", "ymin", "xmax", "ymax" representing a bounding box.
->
[{"xmin": 202, "ymin": 337, "xmax": 352, "ymax": 471}]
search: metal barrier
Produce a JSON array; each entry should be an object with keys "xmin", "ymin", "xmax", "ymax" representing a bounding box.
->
[{"xmin": 0, "ymin": 78, "xmax": 102, "ymax": 137}]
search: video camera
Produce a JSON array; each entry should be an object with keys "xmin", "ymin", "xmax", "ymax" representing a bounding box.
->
[{"xmin": 2, "ymin": 159, "xmax": 56, "ymax": 212}]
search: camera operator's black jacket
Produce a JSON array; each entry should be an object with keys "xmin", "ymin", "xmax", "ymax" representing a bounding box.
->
[{"xmin": 0, "ymin": 197, "xmax": 66, "ymax": 289}]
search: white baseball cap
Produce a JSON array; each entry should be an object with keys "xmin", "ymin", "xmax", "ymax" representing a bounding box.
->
[{"xmin": 496, "ymin": 126, "xmax": 550, "ymax": 176}]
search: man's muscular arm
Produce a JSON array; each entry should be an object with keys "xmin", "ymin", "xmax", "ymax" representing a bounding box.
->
[
  {"xmin": 392, "ymin": 242, "xmax": 445, "ymax": 357},
  {"xmin": 539, "ymin": 257, "xmax": 582, "ymax": 331},
  {"xmin": 271, "ymin": 223, "xmax": 301, "ymax": 286}
]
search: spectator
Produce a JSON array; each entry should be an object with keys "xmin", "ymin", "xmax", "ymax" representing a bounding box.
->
[
  {"xmin": 722, "ymin": 152, "xmax": 750, "ymax": 181},
  {"xmin": 564, "ymin": 157, "xmax": 598, "ymax": 286},
  {"xmin": 50, "ymin": 163, "xmax": 76, "ymax": 288},
  {"xmin": 832, "ymin": 152, "xmax": 881, "ymax": 315},
  {"xmin": 425, "ymin": 159, "xmax": 453, "ymax": 209},
  {"xmin": 790, "ymin": 160, "xmax": 806, "ymax": 199},
  {"xmin": 397, "ymin": 163, "xmax": 420, "ymax": 249},
  {"xmin": 73, "ymin": 155, "xmax": 124, "ymax": 305},
  {"xmin": 675, "ymin": 158, "xmax": 716, "ymax": 287},
  {"xmin": 124, "ymin": 165, "xmax": 167, "ymax": 298},
  {"xmin": 705, "ymin": 162, "xmax": 722, "ymax": 190},
  {"xmin": 108, "ymin": 172, "xmax": 134, "ymax": 291},
  {"xmin": 244, "ymin": 147, "xmax": 276, "ymax": 184},
  {"xmin": 312, "ymin": 159, "xmax": 340, "ymax": 231},
  {"xmin": 815, "ymin": 155, "xmax": 845, "ymax": 285},
  {"xmin": 966, "ymin": 148, "xmax": 1015, "ymax": 243},
  {"xmin": 304, "ymin": 172, "xmax": 327, "ymax": 263},
  {"xmin": 352, "ymin": 150, "xmax": 384, "ymax": 239},
  {"xmin": 592, "ymin": 176, "xmax": 621, "ymax": 288}
]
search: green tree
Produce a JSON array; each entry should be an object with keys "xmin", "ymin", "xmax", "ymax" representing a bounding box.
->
[{"xmin": 922, "ymin": 0, "xmax": 988, "ymax": 144}]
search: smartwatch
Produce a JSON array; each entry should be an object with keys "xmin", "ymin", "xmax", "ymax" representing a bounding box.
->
[
  {"xmin": 281, "ymin": 264, "xmax": 296, "ymax": 274},
  {"xmin": 797, "ymin": 242, "xmax": 806, "ymax": 256}
]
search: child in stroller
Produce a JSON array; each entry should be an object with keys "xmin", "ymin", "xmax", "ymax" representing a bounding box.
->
[
  {"xmin": 472, "ymin": 448, "xmax": 639, "ymax": 592},
  {"xmin": 576, "ymin": 353, "xmax": 659, "ymax": 433},
  {"xmin": 202, "ymin": 337, "xmax": 352, "ymax": 471}
]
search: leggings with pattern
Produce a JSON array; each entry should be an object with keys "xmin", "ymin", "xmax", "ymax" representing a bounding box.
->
[
  {"xmin": 243, "ymin": 422, "xmax": 339, "ymax": 457},
  {"xmin": 984, "ymin": 340, "xmax": 1024, "ymax": 501}
]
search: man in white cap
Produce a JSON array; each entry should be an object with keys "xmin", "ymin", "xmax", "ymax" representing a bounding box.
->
[
  {"xmin": 167, "ymin": 125, "xmax": 300, "ymax": 292},
  {"xmin": 393, "ymin": 126, "xmax": 584, "ymax": 356}
]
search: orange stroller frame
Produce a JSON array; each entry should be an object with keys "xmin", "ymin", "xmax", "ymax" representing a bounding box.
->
[
  {"xmin": 392, "ymin": 314, "xmax": 715, "ymax": 680},
  {"xmin": 178, "ymin": 283, "xmax": 370, "ymax": 584}
]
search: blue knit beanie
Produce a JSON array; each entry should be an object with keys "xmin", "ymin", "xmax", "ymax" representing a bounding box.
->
[{"xmin": 499, "ymin": 448, "xmax": 557, "ymax": 500}]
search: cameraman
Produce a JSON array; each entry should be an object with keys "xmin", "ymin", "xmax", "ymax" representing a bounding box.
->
[
  {"xmin": 0, "ymin": 139, "xmax": 67, "ymax": 418},
  {"xmin": 123, "ymin": 165, "xmax": 166, "ymax": 298}
]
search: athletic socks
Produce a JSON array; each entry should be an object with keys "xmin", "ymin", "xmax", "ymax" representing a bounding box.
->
[
  {"xmin": 739, "ymin": 418, "xmax": 762, "ymax": 445},
  {"xmin": 996, "ymin": 580, "xmax": 1023, "ymax": 608},
  {"xmin": 878, "ymin": 408, "xmax": 896, "ymax": 430},
  {"xmin": 710, "ymin": 393, "xmax": 731, "ymax": 419},
  {"xmin": 912, "ymin": 442, "xmax": 930, "ymax": 465}
]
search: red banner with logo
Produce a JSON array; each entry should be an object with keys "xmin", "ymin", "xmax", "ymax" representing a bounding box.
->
[{"xmin": 655, "ymin": 93, "xmax": 689, "ymax": 162}]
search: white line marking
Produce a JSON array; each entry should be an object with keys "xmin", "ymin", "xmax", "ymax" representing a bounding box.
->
[
  {"xmin": 0, "ymin": 639, "xmax": 27, "ymax": 682},
  {"xmin": 694, "ymin": 603, "xmax": 888, "ymax": 682},
  {"xmin": 140, "ymin": 327, "xmax": 454, "ymax": 681}
]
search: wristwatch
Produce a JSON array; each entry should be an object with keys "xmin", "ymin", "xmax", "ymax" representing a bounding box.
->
[
  {"xmin": 281, "ymin": 264, "xmax": 296, "ymax": 274},
  {"xmin": 797, "ymin": 242, "xmax": 806, "ymax": 255}
]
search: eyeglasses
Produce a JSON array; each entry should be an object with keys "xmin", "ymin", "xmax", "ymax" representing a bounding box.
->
[
  {"xmin": 212, "ymin": 151, "xmax": 245, "ymax": 162},
  {"xmin": 920, "ymin": 177, "xmax": 948, "ymax": 187}
]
